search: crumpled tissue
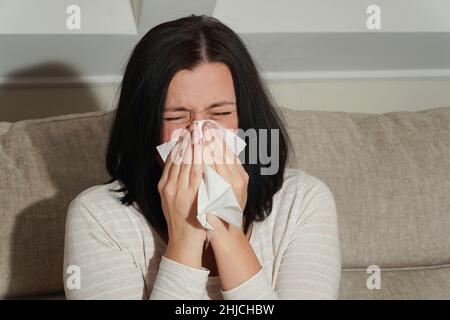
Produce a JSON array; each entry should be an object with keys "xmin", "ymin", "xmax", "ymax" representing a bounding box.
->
[{"xmin": 156, "ymin": 120, "xmax": 246, "ymax": 247}]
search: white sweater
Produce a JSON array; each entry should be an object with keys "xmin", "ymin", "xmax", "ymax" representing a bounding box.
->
[{"xmin": 63, "ymin": 168, "xmax": 341, "ymax": 300}]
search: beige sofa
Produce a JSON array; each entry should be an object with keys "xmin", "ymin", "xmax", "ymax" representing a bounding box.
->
[{"xmin": 1, "ymin": 106, "xmax": 449, "ymax": 300}]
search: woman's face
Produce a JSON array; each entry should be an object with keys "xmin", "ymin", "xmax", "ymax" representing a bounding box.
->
[{"xmin": 161, "ymin": 62, "xmax": 238, "ymax": 143}]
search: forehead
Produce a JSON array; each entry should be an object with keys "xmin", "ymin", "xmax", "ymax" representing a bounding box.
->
[{"xmin": 165, "ymin": 62, "xmax": 235, "ymax": 110}]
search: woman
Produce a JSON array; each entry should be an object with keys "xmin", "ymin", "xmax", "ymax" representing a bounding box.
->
[{"xmin": 63, "ymin": 15, "xmax": 341, "ymax": 300}]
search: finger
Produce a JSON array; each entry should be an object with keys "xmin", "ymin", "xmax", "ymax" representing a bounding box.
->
[
  {"xmin": 209, "ymin": 125, "xmax": 234, "ymax": 167},
  {"xmin": 192, "ymin": 122, "xmax": 202, "ymax": 145},
  {"xmin": 160, "ymin": 134, "xmax": 183, "ymax": 184},
  {"xmin": 166, "ymin": 128, "xmax": 186, "ymax": 164},
  {"xmin": 209, "ymin": 125, "xmax": 246, "ymax": 187},
  {"xmin": 190, "ymin": 121, "xmax": 202, "ymax": 172},
  {"xmin": 190, "ymin": 136, "xmax": 203, "ymax": 190},
  {"xmin": 178, "ymin": 132, "xmax": 193, "ymax": 188},
  {"xmin": 167, "ymin": 130, "xmax": 189, "ymax": 184},
  {"xmin": 202, "ymin": 123, "xmax": 216, "ymax": 169},
  {"xmin": 234, "ymin": 152, "xmax": 247, "ymax": 177},
  {"xmin": 220, "ymin": 126, "xmax": 247, "ymax": 177},
  {"xmin": 213, "ymin": 137, "xmax": 231, "ymax": 177}
]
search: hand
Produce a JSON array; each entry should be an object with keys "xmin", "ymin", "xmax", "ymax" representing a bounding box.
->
[
  {"xmin": 202, "ymin": 122, "xmax": 249, "ymax": 214},
  {"xmin": 158, "ymin": 128, "xmax": 206, "ymax": 247},
  {"xmin": 202, "ymin": 122, "xmax": 249, "ymax": 211}
]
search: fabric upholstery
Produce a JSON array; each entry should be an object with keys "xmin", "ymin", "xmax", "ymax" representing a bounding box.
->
[
  {"xmin": 281, "ymin": 107, "xmax": 450, "ymax": 269},
  {"xmin": 0, "ymin": 106, "xmax": 449, "ymax": 299},
  {"xmin": 0, "ymin": 111, "xmax": 113, "ymax": 298},
  {"xmin": 340, "ymin": 266, "xmax": 450, "ymax": 299}
]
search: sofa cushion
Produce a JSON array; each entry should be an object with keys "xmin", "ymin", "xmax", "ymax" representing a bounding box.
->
[
  {"xmin": 282, "ymin": 106, "xmax": 450, "ymax": 269},
  {"xmin": 339, "ymin": 266, "xmax": 450, "ymax": 299},
  {"xmin": 0, "ymin": 111, "xmax": 113, "ymax": 298}
]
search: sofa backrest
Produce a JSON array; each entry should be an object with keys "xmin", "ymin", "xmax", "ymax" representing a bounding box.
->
[
  {"xmin": 0, "ymin": 106, "xmax": 449, "ymax": 298},
  {"xmin": 282, "ymin": 106, "xmax": 450, "ymax": 269}
]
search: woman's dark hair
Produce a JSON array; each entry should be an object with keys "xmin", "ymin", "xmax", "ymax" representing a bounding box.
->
[{"xmin": 106, "ymin": 14, "xmax": 292, "ymax": 236}]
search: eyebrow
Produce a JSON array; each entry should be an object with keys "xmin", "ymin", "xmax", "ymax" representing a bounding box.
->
[{"xmin": 164, "ymin": 100, "xmax": 235, "ymax": 112}]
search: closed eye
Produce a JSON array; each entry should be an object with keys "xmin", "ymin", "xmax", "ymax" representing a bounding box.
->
[{"xmin": 165, "ymin": 117, "xmax": 182, "ymax": 121}]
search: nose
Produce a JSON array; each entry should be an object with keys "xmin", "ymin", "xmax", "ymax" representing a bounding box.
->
[{"xmin": 190, "ymin": 110, "xmax": 207, "ymax": 122}]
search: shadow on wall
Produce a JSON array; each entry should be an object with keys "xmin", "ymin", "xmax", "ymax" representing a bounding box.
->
[
  {"xmin": 0, "ymin": 62, "xmax": 104, "ymax": 122},
  {"xmin": 4, "ymin": 62, "xmax": 114, "ymax": 298}
]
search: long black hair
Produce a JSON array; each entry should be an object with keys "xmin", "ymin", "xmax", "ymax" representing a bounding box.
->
[{"xmin": 106, "ymin": 15, "xmax": 292, "ymax": 236}]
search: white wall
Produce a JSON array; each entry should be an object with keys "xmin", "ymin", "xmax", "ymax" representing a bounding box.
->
[
  {"xmin": 2, "ymin": 0, "xmax": 450, "ymax": 85},
  {"xmin": 0, "ymin": 0, "xmax": 137, "ymax": 34},
  {"xmin": 268, "ymin": 79, "xmax": 450, "ymax": 113},
  {"xmin": 1, "ymin": 0, "xmax": 450, "ymax": 121},
  {"xmin": 214, "ymin": 0, "xmax": 450, "ymax": 33}
]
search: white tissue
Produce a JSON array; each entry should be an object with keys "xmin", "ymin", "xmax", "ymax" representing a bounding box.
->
[{"xmin": 156, "ymin": 120, "xmax": 246, "ymax": 247}]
